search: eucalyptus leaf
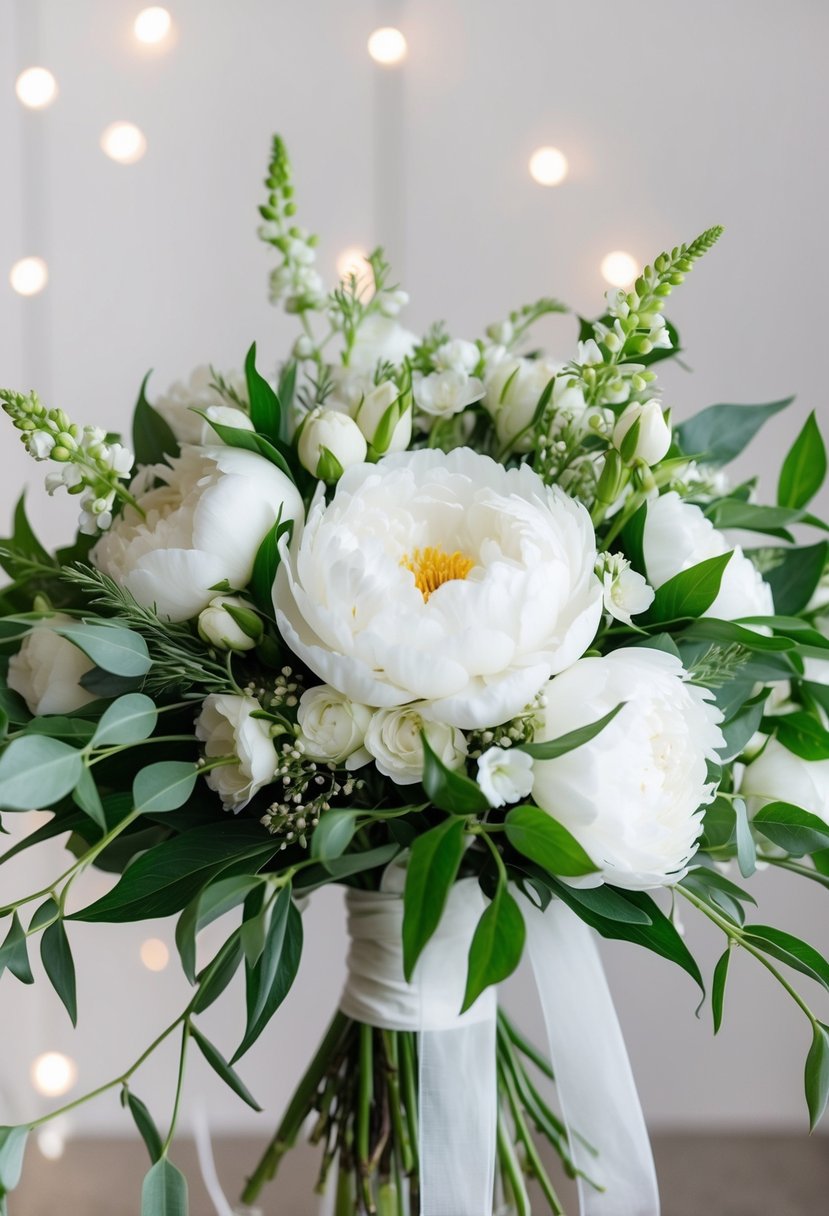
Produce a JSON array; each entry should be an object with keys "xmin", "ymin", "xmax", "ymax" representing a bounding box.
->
[
  {"xmin": 92, "ymin": 693, "xmax": 158, "ymax": 748},
  {"xmin": 192, "ymin": 933, "xmax": 244, "ymax": 1015},
  {"xmin": 0, "ymin": 735, "xmax": 83, "ymax": 811},
  {"xmin": 133, "ymin": 761, "xmax": 198, "ymax": 815},
  {"xmin": 140, "ymin": 1157, "xmax": 188, "ymax": 1216},
  {"xmin": 761, "ymin": 542, "xmax": 828, "ymax": 616},
  {"xmin": 733, "ymin": 797, "xmax": 756, "ymax": 878},
  {"xmin": 312, "ymin": 810, "xmax": 359, "ymax": 866},
  {"xmin": 72, "ymin": 766, "xmax": 106, "ymax": 830},
  {"xmin": 0, "ymin": 1127, "xmax": 28, "ymax": 1191},
  {"xmin": 176, "ymin": 875, "xmax": 263, "ymax": 984},
  {"xmin": 53, "ymin": 623, "xmax": 151, "ymax": 677},
  {"xmin": 775, "ymin": 713, "xmax": 829, "ymax": 762}
]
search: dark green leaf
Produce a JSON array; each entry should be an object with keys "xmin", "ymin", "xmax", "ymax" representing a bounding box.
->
[
  {"xmin": 675, "ymin": 397, "xmax": 792, "ymax": 467},
  {"xmin": 249, "ymin": 510, "xmax": 292, "ymax": 616},
  {"xmin": 132, "ymin": 372, "xmax": 179, "ymax": 466},
  {"xmin": 0, "ymin": 735, "xmax": 83, "ymax": 811},
  {"xmin": 125, "ymin": 1092, "xmax": 163, "ymax": 1163},
  {"xmin": 711, "ymin": 948, "xmax": 731, "ymax": 1034},
  {"xmin": 245, "ymin": 885, "xmax": 293, "ymax": 1030},
  {"xmin": 705, "ymin": 498, "xmax": 828, "ymax": 539},
  {"xmin": 0, "ymin": 1127, "xmax": 28, "ymax": 1191},
  {"xmin": 805, "ymin": 1022, "xmax": 829, "ymax": 1131},
  {"xmin": 140, "ymin": 1157, "xmax": 188, "ymax": 1216},
  {"xmin": 133, "ymin": 762, "xmax": 198, "ymax": 815},
  {"xmin": 646, "ymin": 552, "xmax": 733, "ymax": 624},
  {"xmin": 175, "ymin": 875, "xmax": 262, "ymax": 985},
  {"xmin": 734, "ymin": 797, "xmax": 756, "ymax": 878},
  {"xmin": 312, "ymin": 811, "xmax": 359, "ymax": 866},
  {"xmin": 421, "ymin": 736, "xmax": 489, "ymax": 814},
  {"xmin": 302, "ymin": 843, "xmax": 400, "ymax": 885},
  {"xmin": 620, "ymin": 502, "xmax": 648, "ymax": 576},
  {"xmin": 40, "ymin": 919, "xmax": 77, "ymax": 1025},
  {"xmin": 718, "ymin": 698, "xmax": 766, "ymax": 763},
  {"xmin": 233, "ymin": 899, "xmax": 303, "ymax": 1061},
  {"xmin": 190, "ymin": 1024, "xmax": 261, "ymax": 1111},
  {"xmin": 245, "ymin": 342, "xmax": 281, "ymax": 442},
  {"xmin": 504, "ymin": 805, "xmax": 597, "ymax": 877},
  {"xmin": 198, "ymin": 414, "xmax": 295, "ymax": 482},
  {"xmin": 547, "ymin": 881, "xmax": 652, "ymax": 924},
  {"xmin": 403, "ymin": 817, "xmax": 467, "ymax": 980},
  {"xmin": 192, "ymin": 934, "xmax": 244, "ymax": 1014},
  {"xmin": 762, "ymin": 542, "xmax": 829, "ymax": 616},
  {"xmin": 778, "ymin": 412, "xmax": 827, "ymax": 510},
  {"xmin": 54, "ymin": 623, "xmax": 151, "ymax": 677},
  {"xmin": 776, "ymin": 713, "xmax": 829, "ymax": 761},
  {"xmin": 520, "ymin": 705, "xmax": 624, "ymax": 762},
  {"xmin": 744, "ymin": 925, "xmax": 829, "ymax": 992},
  {"xmin": 753, "ymin": 801, "xmax": 829, "ymax": 857},
  {"xmin": 682, "ymin": 617, "xmax": 795, "ymax": 653},
  {"xmin": 462, "ymin": 886, "xmax": 525, "ymax": 1012},
  {"xmin": 0, "ymin": 914, "xmax": 33, "ymax": 984}
]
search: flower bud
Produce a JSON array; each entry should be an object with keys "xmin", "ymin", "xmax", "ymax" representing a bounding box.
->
[
  {"xmin": 354, "ymin": 382, "xmax": 412, "ymax": 455},
  {"xmin": 297, "ymin": 408, "xmax": 368, "ymax": 481},
  {"xmin": 612, "ymin": 399, "xmax": 671, "ymax": 466},
  {"xmin": 198, "ymin": 595, "xmax": 262, "ymax": 651}
]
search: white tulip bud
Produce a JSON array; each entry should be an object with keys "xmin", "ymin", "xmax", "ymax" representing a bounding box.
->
[
  {"xmin": 198, "ymin": 595, "xmax": 262, "ymax": 651},
  {"xmin": 354, "ymin": 381, "xmax": 412, "ymax": 455},
  {"xmin": 292, "ymin": 335, "xmax": 315, "ymax": 359},
  {"xmin": 297, "ymin": 408, "xmax": 368, "ymax": 481},
  {"xmin": 612, "ymin": 399, "xmax": 671, "ymax": 466}
]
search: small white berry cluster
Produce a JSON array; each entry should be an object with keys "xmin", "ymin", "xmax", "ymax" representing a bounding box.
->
[
  {"xmin": 465, "ymin": 692, "xmax": 547, "ymax": 761},
  {"xmin": 261, "ymin": 738, "xmax": 364, "ymax": 846}
]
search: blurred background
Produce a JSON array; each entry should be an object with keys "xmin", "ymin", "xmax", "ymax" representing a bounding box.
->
[{"xmin": 1, "ymin": 0, "xmax": 828, "ymax": 1211}]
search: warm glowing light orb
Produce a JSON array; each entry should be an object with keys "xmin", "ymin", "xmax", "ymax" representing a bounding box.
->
[
  {"xmin": 100, "ymin": 122, "xmax": 147, "ymax": 164},
  {"xmin": 601, "ymin": 250, "xmax": 640, "ymax": 288},
  {"xmin": 528, "ymin": 146, "xmax": 569, "ymax": 187},
  {"xmin": 15, "ymin": 67, "xmax": 58, "ymax": 109},
  {"xmin": 31, "ymin": 1052, "xmax": 77, "ymax": 1098},
  {"xmin": 134, "ymin": 7, "xmax": 172, "ymax": 44},
  {"xmin": 336, "ymin": 246, "xmax": 369, "ymax": 281},
  {"xmin": 37, "ymin": 1127, "xmax": 66, "ymax": 1160},
  {"xmin": 140, "ymin": 938, "xmax": 170, "ymax": 971},
  {"xmin": 9, "ymin": 257, "xmax": 49, "ymax": 296},
  {"xmin": 367, "ymin": 27, "xmax": 408, "ymax": 66}
]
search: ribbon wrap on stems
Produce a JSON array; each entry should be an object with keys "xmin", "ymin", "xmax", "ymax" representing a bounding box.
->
[{"xmin": 339, "ymin": 877, "xmax": 660, "ymax": 1216}]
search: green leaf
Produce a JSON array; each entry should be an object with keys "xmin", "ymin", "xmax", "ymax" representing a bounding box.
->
[
  {"xmin": 133, "ymin": 761, "xmax": 198, "ymax": 815},
  {"xmin": 175, "ymin": 875, "xmax": 262, "ymax": 985},
  {"xmin": 132, "ymin": 372, "xmax": 179, "ymax": 467},
  {"xmin": 0, "ymin": 1127, "xmax": 28, "ymax": 1191},
  {"xmin": 520, "ymin": 704, "xmax": 624, "ymax": 762},
  {"xmin": 421, "ymin": 736, "xmax": 489, "ymax": 815},
  {"xmin": 462, "ymin": 885, "xmax": 525, "ymax": 1012},
  {"xmin": 92, "ymin": 694, "xmax": 158, "ymax": 748},
  {"xmin": 40, "ymin": 919, "xmax": 77, "ymax": 1025},
  {"xmin": 762, "ymin": 542, "xmax": 829, "ymax": 616},
  {"xmin": 403, "ymin": 817, "xmax": 467, "ymax": 980},
  {"xmin": 505, "ymin": 805, "xmax": 597, "ymax": 878},
  {"xmin": 315, "ymin": 446, "xmax": 344, "ymax": 483},
  {"xmin": 233, "ymin": 898, "xmax": 303, "ymax": 1061},
  {"xmin": 71, "ymin": 766, "xmax": 106, "ymax": 830},
  {"xmin": 620, "ymin": 501, "xmax": 648, "ymax": 576},
  {"xmin": 125, "ymin": 1092, "xmax": 163, "ymax": 1163},
  {"xmin": 675, "ymin": 397, "xmax": 792, "ymax": 467},
  {"xmin": 776, "ymin": 712, "xmax": 829, "ymax": 762},
  {"xmin": 682, "ymin": 617, "xmax": 795, "ymax": 653},
  {"xmin": 705, "ymin": 498, "xmax": 828, "ymax": 539},
  {"xmin": 778, "ymin": 412, "xmax": 827, "ymax": 510},
  {"xmin": 711, "ymin": 947, "xmax": 731, "ymax": 1034},
  {"xmin": 245, "ymin": 342, "xmax": 281, "ymax": 442},
  {"xmin": 645, "ymin": 552, "xmax": 733, "ymax": 624},
  {"xmin": 753, "ymin": 801, "xmax": 829, "ymax": 857},
  {"xmin": 733, "ymin": 797, "xmax": 756, "ymax": 878},
  {"xmin": 296, "ymin": 843, "xmax": 401, "ymax": 890},
  {"xmin": 0, "ymin": 914, "xmax": 33, "ymax": 984},
  {"xmin": 140, "ymin": 1157, "xmax": 188, "ymax": 1216},
  {"xmin": 198, "ymin": 414, "xmax": 295, "ymax": 482},
  {"xmin": 805, "ymin": 1022, "xmax": 829, "ymax": 1131},
  {"xmin": 744, "ymin": 925, "xmax": 829, "ymax": 992},
  {"xmin": 53, "ymin": 623, "xmax": 151, "ymax": 678},
  {"xmin": 191, "ymin": 1024, "xmax": 261, "ymax": 1111},
  {"xmin": 72, "ymin": 821, "xmax": 275, "ymax": 922},
  {"xmin": 192, "ymin": 934, "xmax": 244, "ymax": 1014},
  {"xmin": 0, "ymin": 735, "xmax": 83, "ymax": 811},
  {"xmin": 718, "ymin": 698, "xmax": 766, "ymax": 763},
  {"xmin": 311, "ymin": 810, "xmax": 359, "ymax": 866},
  {"xmin": 249, "ymin": 510, "xmax": 292, "ymax": 616},
  {"xmin": 551, "ymin": 882, "xmax": 653, "ymax": 924},
  {"xmin": 24, "ymin": 716, "xmax": 95, "ymax": 745}
]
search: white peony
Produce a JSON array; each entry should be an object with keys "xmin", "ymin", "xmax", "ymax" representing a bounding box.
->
[
  {"xmin": 740, "ymin": 737, "xmax": 829, "ymax": 824},
  {"xmin": 274, "ymin": 447, "xmax": 603, "ymax": 729},
  {"xmin": 153, "ymin": 366, "xmax": 252, "ymax": 446},
  {"xmin": 643, "ymin": 492, "xmax": 774, "ymax": 620},
  {"xmin": 413, "ymin": 370, "xmax": 485, "ymax": 419},
  {"xmin": 348, "ymin": 317, "xmax": 418, "ymax": 374},
  {"xmin": 613, "ymin": 400, "xmax": 672, "ymax": 466},
  {"xmin": 364, "ymin": 706, "xmax": 467, "ymax": 785},
  {"xmin": 195, "ymin": 693, "xmax": 277, "ymax": 812},
  {"xmin": 531, "ymin": 647, "xmax": 725, "ymax": 889},
  {"xmin": 92, "ymin": 445, "xmax": 303, "ymax": 622},
  {"xmin": 297, "ymin": 685, "xmax": 372, "ymax": 768},
  {"xmin": 477, "ymin": 746, "xmax": 534, "ymax": 808},
  {"xmin": 483, "ymin": 357, "xmax": 561, "ymax": 452},
  {"xmin": 8, "ymin": 615, "xmax": 96, "ymax": 716},
  {"xmin": 297, "ymin": 408, "xmax": 368, "ymax": 478}
]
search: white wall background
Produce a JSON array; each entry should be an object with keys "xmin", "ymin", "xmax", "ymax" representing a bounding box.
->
[{"xmin": 1, "ymin": 0, "xmax": 828, "ymax": 1151}]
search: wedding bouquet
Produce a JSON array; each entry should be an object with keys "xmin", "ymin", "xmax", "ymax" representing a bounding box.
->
[{"xmin": 0, "ymin": 136, "xmax": 828, "ymax": 1216}]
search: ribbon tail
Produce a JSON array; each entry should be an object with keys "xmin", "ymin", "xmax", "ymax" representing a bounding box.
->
[
  {"xmin": 523, "ymin": 897, "xmax": 660, "ymax": 1216},
  {"xmin": 419, "ymin": 1019, "xmax": 497, "ymax": 1216}
]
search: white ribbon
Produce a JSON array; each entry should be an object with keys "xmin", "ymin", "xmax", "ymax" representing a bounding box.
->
[
  {"xmin": 522, "ymin": 895, "xmax": 660, "ymax": 1216},
  {"xmin": 341, "ymin": 876, "xmax": 497, "ymax": 1216}
]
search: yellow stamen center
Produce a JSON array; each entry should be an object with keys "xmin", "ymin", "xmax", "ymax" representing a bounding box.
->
[{"xmin": 401, "ymin": 546, "xmax": 475, "ymax": 601}]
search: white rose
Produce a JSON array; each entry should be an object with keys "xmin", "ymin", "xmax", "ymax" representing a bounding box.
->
[
  {"xmin": 195, "ymin": 693, "xmax": 277, "ymax": 812},
  {"xmin": 477, "ymin": 746, "xmax": 534, "ymax": 808},
  {"xmin": 8, "ymin": 615, "xmax": 96, "ymax": 716},
  {"xmin": 531, "ymin": 647, "xmax": 725, "ymax": 889},
  {"xmin": 364, "ymin": 706, "xmax": 467, "ymax": 785},
  {"xmin": 153, "ymin": 367, "xmax": 251, "ymax": 446},
  {"xmin": 353, "ymin": 381, "xmax": 412, "ymax": 454},
  {"xmin": 643, "ymin": 492, "xmax": 774, "ymax": 621},
  {"xmin": 740, "ymin": 737, "xmax": 829, "ymax": 824},
  {"xmin": 92, "ymin": 445, "xmax": 303, "ymax": 622},
  {"xmin": 274, "ymin": 447, "xmax": 602, "ymax": 729},
  {"xmin": 198, "ymin": 596, "xmax": 261, "ymax": 652},
  {"xmin": 297, "ymin": 685, "xmax": 372, "ymax": 767},
  {"xmin": 434, "ymin": 339, "xmax": 480, "ymax": 374},
  {"xmin": 297, "ymin": 408, "xmax": 368, "ymax": 479},
  {"xmin": 483, "ymin": 357, "xmax": 561, "ymax": 452},
  {"xmin": 413, "ymin": 370, "xmax": 485, "ymax": 419},
  {"xmin": 613, "ymin": 399, "xmax": 672, "ymax": 465},
  {"xmin": 348, "ymin": 316, "xmax": 418, "ymax": 373}
]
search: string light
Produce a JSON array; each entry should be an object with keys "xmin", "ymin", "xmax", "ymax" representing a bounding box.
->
[
  {"xmin": 133, "ymin": 7, "xmax": 172, "ymax": 45},
  {"xmin": 528, "ymin": 146, "xmax": 568, "ymax": 187},
  {"xmin": 100, "ymin": 122, "xmax": 147, "ymax": 165},
  {"xmin": 367, "ymin": 27, "xmax": 407, "ymax": 66},
  {"xmin": 9, "ymin": 257, "xmax": 49, "ymax": 296},
  {"xmin": 336, "ymin": 246, "xmax": 369, "ymax": 281},
  {"xmin": 37, "ymin": 1127, "xmax": 66, "ymax": 1160},
  {"xmin": 140, "ymin": 938, "xmax": 170, "ymax": 971},
  {"xmin": 601, "ymin": 250, "xmax": 640, "ymax": 288},
  {"xmin": 15, "ymin": 66, "xmax": 58, "ymax": 109},
  {"xmin": 31, "ymin": 1052, "xmax": 77, "ymax": 1098}
]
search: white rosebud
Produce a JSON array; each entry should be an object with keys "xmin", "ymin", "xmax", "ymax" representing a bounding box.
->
[
  {"xmin": 354, "ymin": 382, "xmax": 412, "ymax": 454},
  {"xmin": 483, "ymin": 357, "xmax": 561, "ymax": 452},
  {"xmin": 613, "ymin": 400, "xmax": 671, "ymax": 466},
  {"xmin": 298, "ymin": 408, "xmax": 368, "ymax": 480},
  {"xmin": 413, "ymin": 370, "xmax": 484, "ymax": 419},
  {"xmin": 434, "ymin": 339, "xmax": 480, "ymax": 374},
  {"xmin": 598, "ymin": 554, "xmax": 654, "ymax": 626},
  {"xmin": 7, "ymin": 615, "xmax": 98, "ymax": 717},
  {"xmin": 195, "ymin": 693, "xmax": 278, "ymax": 812},
  {"xmin": 476, "ymin": 746, "xmax": 534, "ymax": 808},
  {"xmin": 297, "ymin": 685, "xmax": 372, "ymax": 767},
  {"xmin": 364, "ymin": 706, "xmax": 467, "ymax": 786},
  {"xmin": 198, "ymin": 595, "xmax": 261, "ymax": 652}
]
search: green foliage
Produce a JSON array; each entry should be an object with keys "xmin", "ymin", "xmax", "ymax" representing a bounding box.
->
[
  {"xmin": 753, "ymin": 801, "xmax": 829, "ymax": 857},
  {"xmin": 197, "ymin": 412, "xmax": 294, "ymax": 481},
  {"xmin": 462, "ymin": 886, "xmax": 525, "ymax": 1012},
  {"xmin": 124, "ymin": 1091, "xmax": 163, "ymax": 1163},
  {"xmin": 40, "ymin": 919, "xmax": 77, "ymax": 1025},
  {"xmin": 54, "ymin": 622, "xmax": 152, "ymax": 678},
  {"xmin": 133, "ymin": 762, "xmax": 199, "ymax": 815},
  {"xmin": 761, "ymin": 542, "xmax": 828, "ymax": 616},
  {"xmin": 402, "ymin": 817, "xmax": 467, "ymax": 980},
  {"xmin": 743, "ymin": 925, "xmax": 829, "ymax": 992},
  {"xmin": 645, "ymin": 552, "xmax": 733, "ymax": 624},
  {"xmin": 234, "ymin": 891, "xmax": 303, "ymax": 1061},
  {"xmin": 176, "ymin": 875, "xmax": 262, "ymax": 984},
  {"xmin": 0, "ymin": 914, "xmax": 33, "ymax": 984},
  {"xmin": 244, "ymin": 342, "xmax": 282, "ymax": 443},
  {"xmin": 190, "ymin": 1024, "xmax": 262, "ymax": 1111},
  {"xmin": 675, "ymin": 397, "xmax": 792, "ymax": 467},
  {"xmin": 249, "ymin": 510, "xmax": 292, "ymax": 617},
  {"xmin": 311, "ymin": 810, "xmax": 359, "ymax": 866},
  {"xmin": 520, "ymin": 704, "xmax": 624, "ymax": 762},
  {"xmin": 140, "ymin": 1158, "xmax": 188, "ymax": 1216},
  {"xmin": 734, "ymin": 797, "xmax": 756, "ymax": 879},
  {"xmin": 711, "ymin": 948, "xmax": 730, "ymax": 1034},
  {"xmin": 778, "ymin": 412, "xmax": 827, "ymax": 510},
  {"xmin": 0, "ymin": 1127, "xmax": 28, "ymax": 1192},
  {"xmin": 92, "ymin": 693, "xmax": 158, "ymax": 748},
  {"xmin": 504, "ymin": 805, "xmax": 597, "ymax": 878},
  {"xmin": 132, "ymin": 372, "xmax": 179, "ymax": 467},
  {"xmin": 0, "ymin": 735, "xmax": 83, "ymax": 811},
  {"xmin": 420, "ymin": 736, "xmax": 489, "ymax": 814},
  {"xmin": 775, "ymin": 712, "xmax": 829, "ymax": 761},
  {"xmin": 805, "ymin": 1022, "xmax": 829, "ymax": 1131}
]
